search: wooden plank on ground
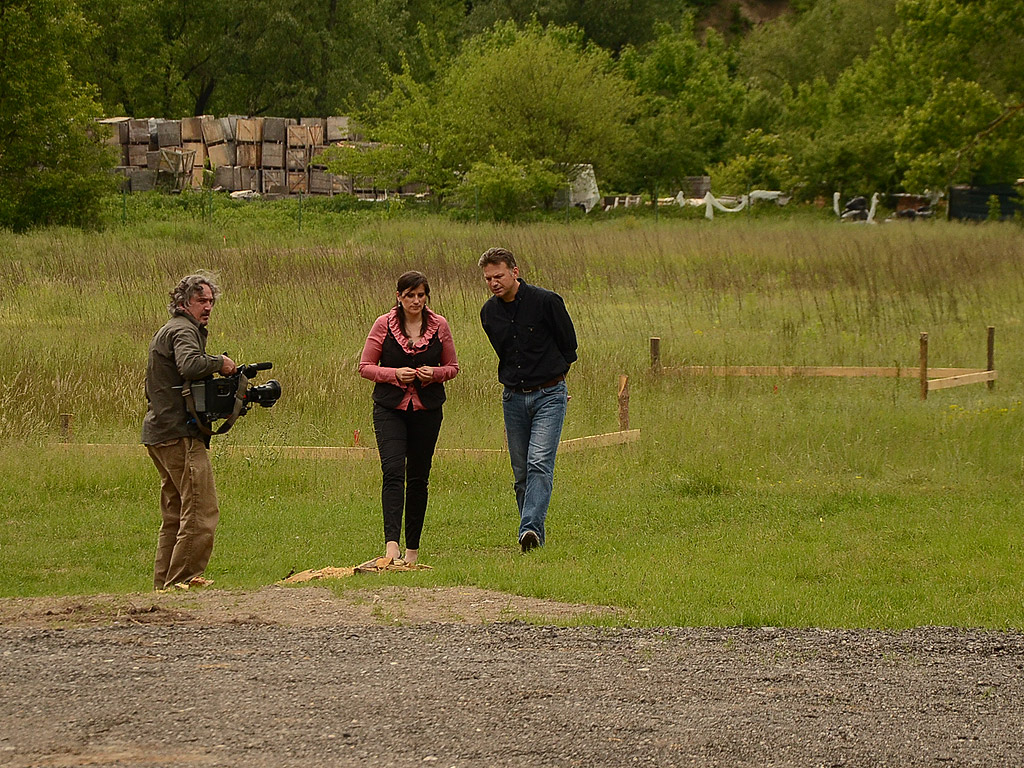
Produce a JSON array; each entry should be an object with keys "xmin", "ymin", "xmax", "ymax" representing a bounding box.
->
[
  {"xmin": 927, "ymin": 370, "xmax": 998, "ymax": 391},
  {"xmin": 559, "ymin": 429, "xmax": 641, "ymax": 452},
  {"xmin": 52, "ymin": 433, "xmax": 641, "ymax": 460},
  {"xmin": 671, "ymin": 365, "xmax": 983, "ymax": 379}
]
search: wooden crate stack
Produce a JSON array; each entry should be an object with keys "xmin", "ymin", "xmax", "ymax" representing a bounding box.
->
[
  {"xmin": 286, "ymin": 123, "xmax": 314, "ymax": 194},
  {"xmin": 260, "ymin": 117, "xmax": 291, "ymax": 195},
  {"xmin": 307, "ymin": 117, "xmax": 347, "ymax": 195},
  {"xmin": 106, "ymin": 113, "xmax": 381, "ymax": 196},
  {"xmin": 181, "ymin": 117, "xmax": 207, "ymax": 188},
  {"xmin": 123, "ymin": 118, "xmax": 157, "ymax": 191},
  {"xmin": 148, "ymin": 120, "xmax": 179, "ymax": 182},
  {"xmin": 234, "ymin": 117, "xmax": 263, "ymax": 192},
  {"xmin": 203, "ymin": 117, "xmax": 236, "ymax": 191}
]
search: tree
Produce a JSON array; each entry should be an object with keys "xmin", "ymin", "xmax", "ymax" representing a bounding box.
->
[
  {"xmin": 775, "ymin": 0, "xmax": 1024, "ymax": 195},
  {"xmin": 76, "ymin": 0, "xmax": 466, "ymax": 118},
  {"xmin": 894, "ymin": 81, "xmax": 1023, "ymax": 190},
  {"xmin": 364, "ymin": 20, "xmax": 636, "ymax": 209},
  {"xmin": 461, "ymin": 0, "xmax": 690, "ymax": 53},
  {"xmin": 738, "ymin": 0, "xmax": 899, "ymax": 90},
  {"xmin": 0, "ymin": 0, "xmax": 116, "ymax": 231},
  {"xmin": 455, "ymin": 151, "xmax": 562, "ymax": 220},
  {"xmin": 443, "ymin": 22, "xmax": 636, "ymax": 177},
  {"xmin": 617, "ymin": 21, "xmax": 745, "ymax": 197},
  {"xmin": 711, "ymin": 129, "xmax": 799, "ymax": 194}
]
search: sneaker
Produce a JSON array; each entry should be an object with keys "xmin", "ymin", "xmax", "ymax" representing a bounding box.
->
[{"xmin": 520, "ymin": 530, "xmax": 540, "ymax": 553}]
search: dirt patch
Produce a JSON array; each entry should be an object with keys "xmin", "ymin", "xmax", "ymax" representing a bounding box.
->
[{"xmin": 0, "ymin": 583, "xmax": 622, "ymax": 629}]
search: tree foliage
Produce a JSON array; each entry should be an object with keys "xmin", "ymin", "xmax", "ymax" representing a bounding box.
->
[
  {"xmin": 455, "ymin": 151, "xmax": 563, "ymax": 220},
  {"xmin": 364, "ymin": 20, "xmax": 635, "ymax": 212},
  {"xmin": 738, "ymin": 0, "xmax": 899, "ymax": 89},
  {"xmin": 8, "ymin": 0, "xmax": 1024, "ymax": 226},
  {"xmin": 461, "ymin": 0, "xmax": 694, "ymax": 53},
  {"xmin": 75, "ymin": 0, "xmax": 466, "ymax": 117},
  {"xmin": 0, "ymin": 0, "xmax": 116, "ymax": 231},
  {"xmin": 617, "ymin": 21, "xmax": 744, "ymax": 196},
  {"xmin": 743, "ymin": 0, "xmax": 1024, "ymax": 196},
  {"xmin": 443, "ymin": 22, "xmax": 635, "ymax": 176}
]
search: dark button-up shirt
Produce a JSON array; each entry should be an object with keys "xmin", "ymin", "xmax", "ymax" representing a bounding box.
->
[
  {"xmin": 480, "ymin": 280, "xmax": 578, "ymax": 389},
  {"xmin": 141, "ymin": 311, "xmax": 226, "ymax": 445}
]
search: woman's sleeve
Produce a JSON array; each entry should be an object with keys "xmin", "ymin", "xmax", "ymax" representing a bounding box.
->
[
  {"xmin": 432, "ymin": 318, "xmax": 460, "ymax": 382},
  {"xmin": 358, "ymin": 316, "xmax": 400, "ymax": 384}
]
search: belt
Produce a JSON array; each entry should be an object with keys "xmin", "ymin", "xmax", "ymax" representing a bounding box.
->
[{"xmin": 512, "ymin": 374, "xmax": 565, "ymax": 393}]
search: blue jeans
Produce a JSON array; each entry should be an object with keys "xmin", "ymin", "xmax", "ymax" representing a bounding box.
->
[{"xmin": 502, "ymin": 381, "xmax": 568, "ymax": 545}]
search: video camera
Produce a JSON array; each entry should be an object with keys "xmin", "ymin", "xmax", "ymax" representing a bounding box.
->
[{"xmin": 185, "ymin": 362, "xmax": 282, "ymax": 433}]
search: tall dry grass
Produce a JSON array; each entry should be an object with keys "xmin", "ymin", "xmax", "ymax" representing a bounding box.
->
[{"xmin": 2, "ymin": 217, "xmax": 1023, "ymax": 446}]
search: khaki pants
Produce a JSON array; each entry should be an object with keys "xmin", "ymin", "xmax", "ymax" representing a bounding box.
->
[{"xmin": 147, "ymin": 437, "xmax": 220, "ymax": 590}]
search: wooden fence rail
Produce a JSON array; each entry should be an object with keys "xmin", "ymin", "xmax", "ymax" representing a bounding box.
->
[
  {"xmin": 56, "ymin": 377, "xmax": 640, "ymax": 455},
  {"xmin": 651, "ymin": 327, "xmax": 997, "ymax": 400}
]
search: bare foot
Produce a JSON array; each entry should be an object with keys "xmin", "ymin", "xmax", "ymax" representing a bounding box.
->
[
  {"xmin": 385, "ymin": 541, "xmax": 401, "ymax": 561},
  {"xmin": 404, "ymin": 548, "xmax": 418, "ymax": 565}
]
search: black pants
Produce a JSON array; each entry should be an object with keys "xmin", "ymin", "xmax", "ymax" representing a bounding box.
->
[{"xmin": 372, "ymin": 403, "xmax": 444, "ymax": 551}]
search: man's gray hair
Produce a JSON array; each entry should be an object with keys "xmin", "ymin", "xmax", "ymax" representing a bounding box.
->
[
  {"xmin": 169, "ymin": 272, "xmax": 220, "ymax": 315},
  {"xmin": 478, "ymin": 247, "xmax": 517, "ymax": 270}
]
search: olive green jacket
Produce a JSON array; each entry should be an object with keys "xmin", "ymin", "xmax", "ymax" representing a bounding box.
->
[{"xmin": 141, "ymin": 311, "xmax": 225, "ymax": 445}]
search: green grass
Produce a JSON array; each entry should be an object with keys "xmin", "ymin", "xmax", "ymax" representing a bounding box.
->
[{"xmin": 2, "ymin": 211, "xmax": 1023, "ymax": 628}]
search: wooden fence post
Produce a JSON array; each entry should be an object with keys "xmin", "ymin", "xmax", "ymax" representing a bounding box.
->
[
  {"xmin": 650, "ymin": 337, "xmax": 661, "ymax": 372},
  {"xmin": 618, "ymin": 375, "xmax": 630, "ymax": 431},
  {"xmin": 60, "ymin": 413, "xmax": 73, "ymax": 442},
  {"xmin": 919, "ymin": 332, "xmax": 928, "ymax": 401},
  {"xmin": 987, "ymin": 326, "xmax": 995, "ymax": 391}
]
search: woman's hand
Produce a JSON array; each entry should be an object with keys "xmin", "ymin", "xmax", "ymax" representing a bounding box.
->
[
  {"xmin": 415, "ymin": 366, "xmax": 434, "ymax": 383},
  {"xmin": 395, "ymin": 367, "xmax": 418, "ymax": 385}
]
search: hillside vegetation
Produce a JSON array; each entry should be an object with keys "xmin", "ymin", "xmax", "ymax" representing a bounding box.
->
[{"xmin": 2, "ymin": 0, "xmax": 1022, "ymax": 228}]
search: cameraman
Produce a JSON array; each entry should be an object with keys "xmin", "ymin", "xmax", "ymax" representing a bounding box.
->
[{"xmin": 141, "ymin": 273, "xmax": 236, "ymax": 591}]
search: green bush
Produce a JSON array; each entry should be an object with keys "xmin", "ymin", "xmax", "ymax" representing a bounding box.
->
[{"xmin": 455, "ymin": 153, "xmax": 563, "ymax": 221}]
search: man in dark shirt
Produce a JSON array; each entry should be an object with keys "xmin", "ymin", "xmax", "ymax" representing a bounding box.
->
[
  {"xmin": 142, "ymin": 273, "xmax": 236, "ymax": 590},
  {"xmin": 479, "ymin": 247, "xmax": 578, "ymax": 552}
]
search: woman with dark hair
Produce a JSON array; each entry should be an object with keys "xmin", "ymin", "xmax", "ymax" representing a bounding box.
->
[{"xmin": 359, "ymin": 271, "xmax": 459, "ymax": 565}]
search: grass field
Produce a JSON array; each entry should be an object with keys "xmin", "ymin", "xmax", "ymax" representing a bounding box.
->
[{"xmin": 2, "ymin": 207, "xmax": 1023, "ymax": 628}]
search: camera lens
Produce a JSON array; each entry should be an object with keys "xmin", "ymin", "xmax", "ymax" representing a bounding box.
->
[{"xmin": 246, "ymin": 379, "xmax": 281, "ymax": 407}]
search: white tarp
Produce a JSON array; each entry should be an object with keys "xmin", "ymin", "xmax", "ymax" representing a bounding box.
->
[
  {"xmin": 679, "ymin": 190, "xmax": 791, "ymax": 219},
  {"xmin": 569, "ymin": 164, "xmax": 601, "ymax": 213}
]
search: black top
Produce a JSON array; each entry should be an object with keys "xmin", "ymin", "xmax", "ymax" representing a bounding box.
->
[
  {"xmin": 373, "ymin": 326, "xmax": 447, "ymax": 410},
  {"xmin": 480, "ymin": 280, "xmax": 578, "ymax": 389}
]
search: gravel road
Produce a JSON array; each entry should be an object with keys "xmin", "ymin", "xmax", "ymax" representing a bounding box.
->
[{"xmin": 1, "ymin": 586, "xmax": 1022, "ymax": 767}]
